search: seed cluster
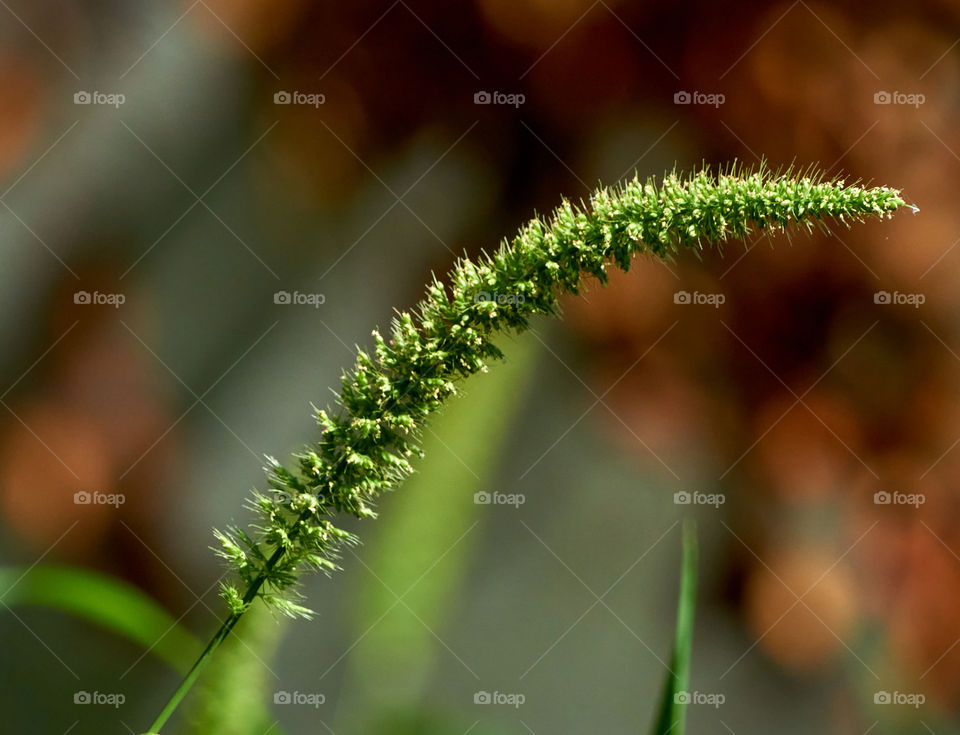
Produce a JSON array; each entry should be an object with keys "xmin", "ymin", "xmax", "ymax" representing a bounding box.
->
[{"xmin": 215, "ymin": 164, "xmax": 905, "ymax": 617}]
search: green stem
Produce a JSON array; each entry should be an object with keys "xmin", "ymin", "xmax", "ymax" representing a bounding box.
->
[
  {"xmin": 145, "ymin": 540, "xmax": 290, "ymax": 733},
  {"xmin": 145, "ymin": 610, "xmax": 241, "ymax": 734}
]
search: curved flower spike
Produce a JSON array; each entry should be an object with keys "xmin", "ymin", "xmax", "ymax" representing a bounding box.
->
[{"xmin": 214, "ymin": 162, "xmax": 905, "ymax": 619}]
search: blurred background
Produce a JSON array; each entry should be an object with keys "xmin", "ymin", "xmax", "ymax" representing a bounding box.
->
[{"xmin": 0, "ymin": 1, "xmax": 957, "ymax": 733}]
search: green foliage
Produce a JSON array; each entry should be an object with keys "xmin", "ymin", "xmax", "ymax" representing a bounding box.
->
[
  {"xmin": 0, "ymin": 564, "xmax": 200, "ymax": 673},
  {"xmin": 652, "ymin": 520, "xmax": 698, "ymax": 735},
  {"xmin": 215, "ymin": 163, "xmax": 905, "ymax": 618}
]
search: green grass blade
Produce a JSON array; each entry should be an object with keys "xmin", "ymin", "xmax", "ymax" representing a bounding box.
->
[
  {"xmin": 651, "ymin": 519, "xmax": 698, "ymax": 735},
  {"xmin": 0, "ymin": 564, "xmax": 201, "ymax": 673},
  {"xmin": 336, "ymin": 332, "xmax": 540, "ymax": 725}
]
